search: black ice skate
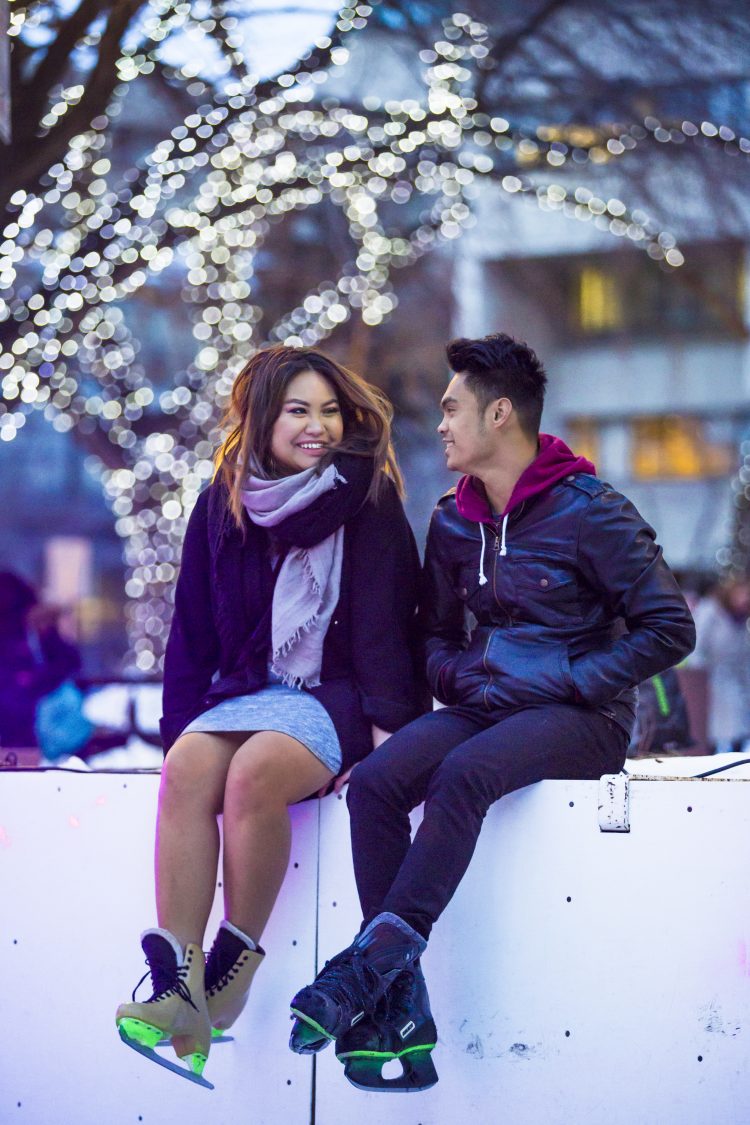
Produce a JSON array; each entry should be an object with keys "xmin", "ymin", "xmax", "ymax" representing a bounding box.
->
[
  {"xmin": 335, "ymin": 962, "xmax": 438, "ymax": 1092},
  {"xmin": 288, "ymin": 912, "xmax": 426, "ymax": 1052}
]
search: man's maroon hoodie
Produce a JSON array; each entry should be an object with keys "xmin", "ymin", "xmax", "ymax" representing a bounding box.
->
[{"xmin": 454, "ymin": 433, "xmax": 596, "ymax": 528}]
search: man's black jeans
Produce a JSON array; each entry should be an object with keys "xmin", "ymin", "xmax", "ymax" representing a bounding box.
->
[{"xmin": 347, "ymin": 703, "xmax": 629, "ymax": 940}]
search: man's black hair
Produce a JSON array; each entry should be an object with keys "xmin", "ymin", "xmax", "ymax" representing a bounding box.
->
[{"xmin": 446, "ymin": 333, "xmax": 547, "ymax": 437}]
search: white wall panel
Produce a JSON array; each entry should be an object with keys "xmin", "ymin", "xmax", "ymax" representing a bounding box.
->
[
  {"xmin": 316, "ymin": 777, "xmax": 750, "ymax": 1125},
  {"xmin": 0, "ymin": 771, "xmax": 318, "ymax": 1124},
  {"xmin": 3, "ymin": 771, "xmax": 749, "ymax": 1124}
]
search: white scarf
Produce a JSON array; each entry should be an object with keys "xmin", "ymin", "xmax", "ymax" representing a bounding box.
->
[{"xmin": 240, "ymin": 463, "xmax": 346, "ymax": 688}]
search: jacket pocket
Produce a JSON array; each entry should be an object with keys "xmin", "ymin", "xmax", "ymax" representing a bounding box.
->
[
  {"xmin": 560, "ymin": 644, "xmax": 575, "ymax": 693},
  {"xmin": 427, "ymin": 648, "xmax": 466, "ymax": 705},
  {"xmin": 512, "ymin": 560, "xmax": 581, "ymax": 628},
  {"xmin": 484, "ymin": 634, "xmax": 576, "ymax": 708},
  {"xmin": 450, "ymin": 646, "xmax": 488, "ymax": 707},
  {"xmin": 437, "ymin": 655, "xmax": 458, "ymax": 702}
]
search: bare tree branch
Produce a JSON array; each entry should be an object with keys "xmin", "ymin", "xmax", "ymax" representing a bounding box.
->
[
  {"xmin": 4, "ymin": 0, "xmax": 149, "ymax": 209},
  {"xmin": 19, "ymin": 0, "xmax": 109, "ymax": 126}
]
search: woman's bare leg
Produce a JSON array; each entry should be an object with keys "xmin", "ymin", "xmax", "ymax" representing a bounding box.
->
[
  {"xmin": 155, "ymin": 732, "xmax": 242, "ymax": 950},
  {"xmin": 222, "ymin": 731, "xmax": 334, "ymax": 944}
]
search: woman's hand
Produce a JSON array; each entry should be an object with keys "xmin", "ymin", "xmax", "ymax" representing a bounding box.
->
[{"xmin": 372, "ymin": 725, "xmax": 391, "ymax": 749}]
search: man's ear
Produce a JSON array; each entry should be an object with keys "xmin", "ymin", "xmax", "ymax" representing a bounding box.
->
[{"xmin": 490, "ymin": 397, "xmax": 512, "ymax": 428}]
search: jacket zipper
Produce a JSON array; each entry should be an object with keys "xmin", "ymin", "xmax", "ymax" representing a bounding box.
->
[
  {"xmin": 482, "ymin": 522, "xmax": 504, "ymax": 709},
  {"xmin": 484, "ymin": 511, "xmax": 516, "ymax": 709},
  {"xmin": 491, "ymin": 523, "xmax": 500, "ymax": 601},
  {"xmin": 481, "ymin": 625, "xmax": 496, "ymax": 710}
]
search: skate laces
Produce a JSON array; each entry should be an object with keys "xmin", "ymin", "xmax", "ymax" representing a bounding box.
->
[
  {"xmin": 374, "ymin": 969, "xmax": 415, "ymax": 1030},
  {"xmin": 313, "ymin": 950, "xmax": 379, "ymax": 1012},
  {"xmin": 204, "ymin": 933, "xmax": 245, "ymax": 994},
  {"xmin": 132, "ymin": 957, "xmax": 199, "ymax": 1011}
]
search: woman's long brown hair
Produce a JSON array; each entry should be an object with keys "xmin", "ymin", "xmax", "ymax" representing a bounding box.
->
[{"xmin": 216, "ymin": 345, "xmax": 405, "ymax": 528}]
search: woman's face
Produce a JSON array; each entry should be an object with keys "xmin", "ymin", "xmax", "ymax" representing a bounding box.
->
[{"xmin": 269, "ymin": 369, "xmax": 344, "ymax": 474}]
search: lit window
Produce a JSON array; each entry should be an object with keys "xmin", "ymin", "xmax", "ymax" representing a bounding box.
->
[
  {"xmin": 632, "ymin": 416, "xmax": 735, "ymax": 479},
  {"xmin": 578, "ymin": 267, "xmax": 623, "ymax": 333},
  {"xmin": 568, "ymin": 243, "xmax": 743, "ymax": 340}
]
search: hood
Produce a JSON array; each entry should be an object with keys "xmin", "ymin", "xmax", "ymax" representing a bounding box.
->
[
  {"xmin": 453, "ymin": 434, "xmax": 596, "ymax": 585},
  {"xmin": 455, "ymin": 433, "xmax": 596, "ymax": 525}
]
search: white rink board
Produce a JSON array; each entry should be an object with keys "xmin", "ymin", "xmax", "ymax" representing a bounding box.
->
[
  {"xmin": 316, "ymin": 778, "xmax": 750, "ymax": 1125},
  {"xmin": 2, "ymin": 771, "xmax": 750, "ymax": 1125},
  {"xmin": 0, "ymin": 772, "xmax": 317, "ymax": 1125}
]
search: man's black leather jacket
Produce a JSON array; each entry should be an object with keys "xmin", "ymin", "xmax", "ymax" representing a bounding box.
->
[{"xmin": 422, "ymin": 473, "xmax": 696, "ymax": 735}]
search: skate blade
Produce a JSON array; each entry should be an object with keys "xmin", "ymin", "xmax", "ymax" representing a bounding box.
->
[
  {"xmin": 157, "ymin": 1029, "xmax": 234, "ymax": 1045},
  {"xmin": 289, "ymin": 1011, "xmax": 333, "ymax": 1054},
  {"xmin": 118, "ymin": 1027, "xmax": 214, "ymax": 1089},
  {"xmin": 343, "ymin": 1049, "xmax": 438, "ymax": 1093}
]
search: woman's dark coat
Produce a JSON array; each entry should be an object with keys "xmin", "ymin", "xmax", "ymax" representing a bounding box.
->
[{"xmin": 160, "ymin": 473, "xmax": 425, "ymax": 771}]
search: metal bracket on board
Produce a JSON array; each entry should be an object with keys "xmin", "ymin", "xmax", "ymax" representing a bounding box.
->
[{"xmin": 598, "ymin": 772, "xmax": 630, "ymax": 832}]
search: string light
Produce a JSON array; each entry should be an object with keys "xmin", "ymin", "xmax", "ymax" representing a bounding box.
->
[{"xmin": 3, "ymin": 4, "xmax": 746, "ymax": 667}]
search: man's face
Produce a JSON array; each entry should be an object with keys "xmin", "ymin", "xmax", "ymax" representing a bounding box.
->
[{"xmin": 437, "ymin": 372, "xmax": 494, "ymax": 474}]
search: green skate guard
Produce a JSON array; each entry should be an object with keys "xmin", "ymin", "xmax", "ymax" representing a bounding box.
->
[
  {"xmin": 399, "ymin": 1040, "xmax": 437, "ymax": 1057},
  {"xmin": 187, "ymin": 1052, "xmax": 207, "ymax": 1077},
  {"xmin": 337, "ymin": 1040, "xmax": 436, "ymax": 1061},
  {"xmin": 117, "ymin": 1017, "xmax": 163, "ymax": 1049},
  {"xmin": 289, "ymin": 1008, "xmax": 335, "ymax": 1041},
  {"xmin": 338, "ymin": 1048, "xmax": 397, "ymax": 1061}
]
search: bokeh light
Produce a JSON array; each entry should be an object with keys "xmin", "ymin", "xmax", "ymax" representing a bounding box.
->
[{"xmin": 4, "ymin": 3, "xmax": 746, "ymax": 668}]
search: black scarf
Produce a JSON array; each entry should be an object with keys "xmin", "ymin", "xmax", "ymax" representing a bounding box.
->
[{"xmin": 269, "ymin": 452, "xmax": 375, "ymax": 549}]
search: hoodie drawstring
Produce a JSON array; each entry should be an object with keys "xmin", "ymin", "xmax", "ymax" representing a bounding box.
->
[
  {"xmin": 478, "ymin": 523, "xmax": 488, "ymax": 586},
  {"xmin": 479, "ymin": 514, "xmax": 509, "ymax": 584},
  {"xmin": 499, "ymin": 513, "xmax": 508, "ymax": 557}
]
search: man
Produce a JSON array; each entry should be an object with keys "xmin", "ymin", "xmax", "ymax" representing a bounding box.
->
[{"xmin": 288, "ymin": 333, "xmax": 696, "ymax": 1090}]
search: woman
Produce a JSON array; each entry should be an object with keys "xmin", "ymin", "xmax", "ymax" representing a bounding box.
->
[{"xmin": 115, "ymin": 345, "xmax": 424, "ymax": 1083}]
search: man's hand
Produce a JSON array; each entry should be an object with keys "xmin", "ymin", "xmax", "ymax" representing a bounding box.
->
[
  {"xmin": 332, "ymin": 766, "xmax": 354, "ymax": 795},
  {"xmin": 318, "ymin": 726, "xmax": 392, "ymax": 797},
  {"xmin": 317, "ymin": 765, "xmax": 354, "ymax": 798}
]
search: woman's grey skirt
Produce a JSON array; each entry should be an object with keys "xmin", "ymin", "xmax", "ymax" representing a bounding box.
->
[{"xmin": 181, "ymin": 683, "xmax": 342, "ymax": 775}]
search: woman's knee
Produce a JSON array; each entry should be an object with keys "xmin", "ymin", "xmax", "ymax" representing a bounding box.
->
[
  {"xmin": 160, "ymin": 734, "xmax": 230, "ymax": 814},
  {"xmin": 224, "ymin": 739, "xmax": 288, "ymax": 816}
]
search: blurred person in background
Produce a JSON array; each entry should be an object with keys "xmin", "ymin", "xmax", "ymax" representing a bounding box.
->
[
  {"xmin": 115, "ymin": 345, "xmax": 423, "ymax": 1085},
  {"xmin": 0, "ymin": 570, "xmax": 82, "ymax": 751},
  {"xmin": 690, "ymin": 576, "xmax": 750, "ymax": 752}
]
